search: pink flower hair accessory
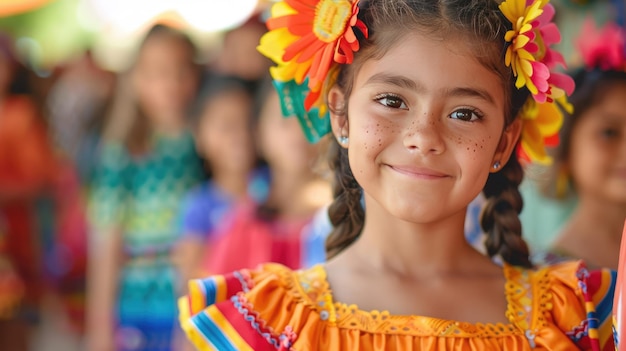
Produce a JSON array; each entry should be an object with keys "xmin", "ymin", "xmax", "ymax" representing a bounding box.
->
[
  {"xmin": 577, "ymin": 19, "xmax": 626, "ymax": 72},
  {"xmin": 499, "ymin": 0, "xmax": 575, "ymax": 165}
]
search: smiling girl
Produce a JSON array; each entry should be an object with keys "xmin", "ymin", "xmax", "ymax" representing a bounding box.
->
[{"xmin": 179, "ymin": 1, "xmax": 616, "ymax": 350}]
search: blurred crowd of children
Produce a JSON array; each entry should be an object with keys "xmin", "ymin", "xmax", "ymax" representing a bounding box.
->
[
  {"xmin": 0, "ymin": 14, "xmax": 333, "ymax": 351},
  {"xmin": 0, "ymin": 1, "xmax": 625, "ymax": 350}
]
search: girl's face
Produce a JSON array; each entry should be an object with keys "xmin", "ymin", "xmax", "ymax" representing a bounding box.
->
[
  {"xmin": 259, "ymin": 90, "xmax": 319, "ymax": 173},
  {"xmin": 332, "ymin": 33, "xmax": 519, "ymax": 224},
  {"xmin": 133, "ymin": 37, "xmax": 198, "ymax": 124},
  {"xmin": 568, "ymin": 82, "xmax": 626, "ymax": 204},
  {"xmin": 197, "ymin": 90, "xmax": 256, "ymax": 175}
]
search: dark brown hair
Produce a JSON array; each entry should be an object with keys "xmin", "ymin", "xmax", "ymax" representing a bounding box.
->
[{"xmin": 325, "ymin": 0, "xmax": 532, "ymax": 267}]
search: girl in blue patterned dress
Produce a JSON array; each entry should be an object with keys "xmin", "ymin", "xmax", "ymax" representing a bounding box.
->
[{"xmin": 86, "ymin": 24, "xmax": 205, "ymax": 351}]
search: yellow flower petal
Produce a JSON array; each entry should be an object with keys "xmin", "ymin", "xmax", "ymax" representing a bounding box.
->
[
  {"xmin": 519, "ymin": 22, "xmax": 534, "ymax": 35},
  {"xmin": 513, "ymin": 35, "xmax": 530, "ymax": 49},
  {"xmin": 505, "ymin": 48, "xmax": 513, "ymax": 66},
  {"xmin": 515, "ymin": 74, "xmax": 527, "ymax": 89},
  {"xmin": 271, "ymin": 1, "xmax": 297, "ymax": 17},
  {"xmin": 520, "ymin": 59, "xmax": 533, "ymax": 76},
  {"xmin": 522, "ymin": 122, "xmax": 552, "ymax": 165},
  {"xmin": 534, "ymin": 102, "xmax": 563, "ymax": 136},
  {"xmin": 517, "ymin": 49, "xmax": 535, "ymax": 61},
  {"xmin": 499, "ymin": 0, "xmax": 524, "ymax": 23},
  {"xmin": 505, "ymin": 30, "xmax": 517, "ymax": 42},
  {"xmin": 257, "ymin": 28, "xmax": 298, "ymax": 65}
]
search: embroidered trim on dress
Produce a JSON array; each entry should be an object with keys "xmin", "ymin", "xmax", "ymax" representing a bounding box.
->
[
  {"xmin": 503, "ymin": 263, "xmax": 554, "ymax": 347},
  {"xmin": 234, "ymin": 270, "xmax": 255, "ymax": 293},
  {"xmin": 288, "ymin": 264, "xmax": 526, "ymax": 337},
  {"xmin": 230, "ymin": 293, "xmax": 297, "ymax": 350}
]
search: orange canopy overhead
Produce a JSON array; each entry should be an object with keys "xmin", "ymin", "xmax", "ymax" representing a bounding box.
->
[{"xmin": 0, "ymin": 0, "xmax": 54, "ymax": 17}]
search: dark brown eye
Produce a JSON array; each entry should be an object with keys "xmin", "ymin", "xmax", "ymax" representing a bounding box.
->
[
  {"xmin": 375, "ymin": 94, "xmax": 407, "ymax": 109},
  {"xmin": 449, "ymin": 108, "xmax": 481, "ymax": 121},
  {"xmin": 599, "ymin": 126, "xmax": 619, "ymax": 138}
]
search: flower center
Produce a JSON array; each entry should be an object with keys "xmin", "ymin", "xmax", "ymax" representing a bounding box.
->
[{"xmin": 314, "ymin": 0, "xmax": 352, "ymax": 43}]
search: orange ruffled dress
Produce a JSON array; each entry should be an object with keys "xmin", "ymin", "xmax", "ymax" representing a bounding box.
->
[{"xmin": 179, "ymin": 261, "xmax": 615, "ymax": 351}]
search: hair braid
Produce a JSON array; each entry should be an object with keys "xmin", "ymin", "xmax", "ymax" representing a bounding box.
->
[
  {"xmin": 325, "ymin": 140, "xmax": 365, "ymax": 259},
  {"xmin": 480, "ymin": 155, "xmax": 532, "ymax": 267}
]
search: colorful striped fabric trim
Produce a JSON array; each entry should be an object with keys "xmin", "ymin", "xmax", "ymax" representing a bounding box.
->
[
  {"xmin": 182, "ymin": 306, "xmax": 255, "ymax": 351},
  {"xmin": 590, "ymin": 270, "xmax": 616, "ymax": 327},
  {"xmin": 182, "ymin": 270, "xmax": 254, "ymax": 317},
  {"xmin": 180, "ymin": 293, "xmax": 295, "ymax": 351},
  {"xmin": 179, "ymin": 269, "xmax": 298, "ymax": 350},
  {"xmin": 574, "ymin": 266, "xmax": 617, "ymax": 351}
]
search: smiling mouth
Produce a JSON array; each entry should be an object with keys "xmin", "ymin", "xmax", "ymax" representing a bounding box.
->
[{"xmin": 386, "ymin": 164, "xmax": 449, "ymax": 179}]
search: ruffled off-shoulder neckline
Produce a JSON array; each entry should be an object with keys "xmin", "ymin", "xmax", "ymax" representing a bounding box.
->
[{"xmin": 272, "ymin": 263, "xmax": 544, "ymax": 338}]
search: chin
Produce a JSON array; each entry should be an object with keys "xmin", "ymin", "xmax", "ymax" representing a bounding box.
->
[{"xmin": 385, "ymin": 202, "xmax": 442, "ymax": 224}]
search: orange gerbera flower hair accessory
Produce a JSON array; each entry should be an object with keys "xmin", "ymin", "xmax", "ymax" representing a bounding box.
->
[
  {"xmin": 499, "ymin": 0, "xmax": 575, "ymax": 165},
  {"xmin": 257, "ymin": 0, "xmax": 368, "ymax": 142}
]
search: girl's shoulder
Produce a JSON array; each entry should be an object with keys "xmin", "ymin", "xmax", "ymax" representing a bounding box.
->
[
  {"xmin": 505, "ymin": 260, "xmax": 616, "ymax": 349},
  {"xmin": 179, "ymin": 263, "xmax": 311, "ymax": 350}
]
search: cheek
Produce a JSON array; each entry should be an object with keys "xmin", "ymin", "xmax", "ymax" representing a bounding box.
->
[
  {"xmin": 568, "ymin": 135, "xmax": 605, "ymax": 183},
  {"xmin": 349, "ymin": 117, "xmax": 395, "ymax": 176},
  {"xmin": 350, "ymin": 111, "xmax": 400, "ymax": 155},
  {"xmin": 458, "ymin": 134, "xmax": 492, "ymax": 161},
  {"xmin": 179, "ymin": 72, "xmax": 198, "ymax": 99}
]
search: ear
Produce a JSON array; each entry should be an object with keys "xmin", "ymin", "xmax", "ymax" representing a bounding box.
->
[
  {"xmin": 328, "ymin": 86, "xmax": 349, "ymax": 148},
  {"xmin": 491, "ymin": 118, "xmax": 522, "ymax": 173}
]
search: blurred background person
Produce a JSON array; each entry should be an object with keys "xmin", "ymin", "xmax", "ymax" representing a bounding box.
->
[
  {"xmin": 37, "ymin": 49, "xmax": 117, "ymax": 347},
  {"xmin": 86, "ymin": 24, "xmax": 205, "ymax": 351},
  {"xmin": 198, "ymin": 80, "xmax": 332, "ymax": 275},
  {"xmin": 0, "ymin": 32, "xmax": 56, "ymax": 350},
  {"xmin": 47, "ymin": 50, "xmax": 116, "ymax": 187},
  {"xmin": 518, "ymin": 0, "xmax": 625, "ymax": 253},
  {"xmin": 533, "ymin": 19, "xmax": 626, "ymax": 270},
  {"xmin": 173, "ymin": 74, "xmax": 267, "ymax": 285},
  {"xmin": 208, "ymin": 17, "xmax": 271, "ymax": 83}
]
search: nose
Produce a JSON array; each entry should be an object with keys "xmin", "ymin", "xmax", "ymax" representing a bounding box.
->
[{"xmin": 403, "ymin": 112, "xmax": 445, "ymax": 155}]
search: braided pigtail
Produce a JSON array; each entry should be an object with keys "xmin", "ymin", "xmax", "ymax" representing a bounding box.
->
[
  {"xmin": 480, "ymin": 155, "xmax": 532, "ymax": 268},
  {"xmin": 325, "ymin": 140, "xmax": 365, "ymax": 259}
]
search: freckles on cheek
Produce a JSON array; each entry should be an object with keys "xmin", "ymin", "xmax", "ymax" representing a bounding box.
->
[
  {"xmin": 359, "ymin": 118, "xmax": 397, "ymax": 151},
  {"xmin": 458, "ymin": 136, "xmax": 489, "ymax": 161}
]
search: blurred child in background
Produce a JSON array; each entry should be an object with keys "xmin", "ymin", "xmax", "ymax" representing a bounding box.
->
[
  {"xmin": 173, "ymin": 75, "xmax": 268, "ymax": 284},
  {"xmin": 535, "ymin": 20, "xmax": 626, "ymax": 269},
  {"xmin": 86, "ymin": 24, "xmax": 205, "ymax": 351},
  {"xmin": 199, "ymin": 81, "xmax": 331, "ymax": 275},
  {"xmin": 0, "ymin": 33, "xmax": 55, "ymax": 351},
  {"xmin": 209, "ymin": 17, "xmax": 270, "ymax": 83}
]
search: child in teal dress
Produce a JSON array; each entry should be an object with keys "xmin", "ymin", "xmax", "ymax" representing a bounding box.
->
[{"xmin": 87, "ymin": 24, "xmax": 205, "ymax": 351}]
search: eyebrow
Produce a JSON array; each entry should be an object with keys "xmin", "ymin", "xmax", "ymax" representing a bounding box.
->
[
  {"xmin": 364, "ymin": 72, "xmax": 496, "ymax": 105},
  {"xmin": 443, "ymin": 87, "xmax": 496, "ymax": 105},
  {"xmin": 364, "ymin": 73, "xmax": 420, "ymax": 90}
]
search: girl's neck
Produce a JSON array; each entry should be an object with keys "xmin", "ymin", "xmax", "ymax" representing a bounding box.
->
[
  {"xmin": 212, "ymin": 171, "xmax": 250, "ymax": 199},
  {"xmin": 151, "ymin": 113, "xmax": 186, "ymax": 137},
  {"xmin": 345, "ymin": 196, "xmax": 491, "ymax": 278},
  {"xmin": 569, "ymin": 195, "xmax": 626, "ymax": 241},
  {"xmin": 553, "ymin": 194, "xmax": 626, "ymax": 269}
]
